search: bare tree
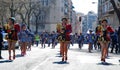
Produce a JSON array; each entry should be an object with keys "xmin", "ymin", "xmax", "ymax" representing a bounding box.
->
[
  {"xmin": 16, "ymin": 0, "xmax": 26, "ymax": 23},
  {"xmin": 17, "ymin": 0, "xmax": 34, "ymax": 27},
  {"xmin": 32, "ymin": 1, "xmax": 42, "ymax": 33},
  {"xmin": 0, "ymin": 0, "xmax": 9, "ymax": 25},
  {"xmin": 110, "ymin": 0, "xmax": 120, "ymax": 24},
  {"xmin": 0, "ymin": 0, "xmax": 24, "ymax": 25},
  {"xmin": 9, "ymin": 0, "xmax": 20, "ymax": 17},
  {"xmin": 32, "ymin": 0, "xmax": 57, "ymax": 32}
]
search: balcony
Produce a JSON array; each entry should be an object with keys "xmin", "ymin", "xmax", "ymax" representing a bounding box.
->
[{"xmin": 64, "ymin": 2, "xmax": 68, "ymax": 7}]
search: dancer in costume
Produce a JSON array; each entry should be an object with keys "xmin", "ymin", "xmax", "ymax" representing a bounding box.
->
[
  {"xmin": 56, "ymin": 18, "xmax": 72, "ymax": 62},
  {"xmin": 98, "ymin": 19, "xmax": 114, "ymax": 62},
  {"xmin": 4, "ymin": 17, "xmax": 20, "ymax": 60}
]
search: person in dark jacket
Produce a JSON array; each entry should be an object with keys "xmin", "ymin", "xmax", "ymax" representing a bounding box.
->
[
  {"xmin": 110, "ymin": 30, "xmax": 118, "ymax": 54},
  {"xmin": 0, "ymin": 28, "xmax": 3, "ymax": 59},
  {"xmin": 118, "ymin": 26, "xmax": 120, "ymax": 53}
]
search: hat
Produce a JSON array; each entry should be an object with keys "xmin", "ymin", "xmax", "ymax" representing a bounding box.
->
[
  {"xmin": 9, "ymin": 17, "xmax": 16, "ymax": 21},
  {"xmin": 89, "ymin": 30, "xmax": 93, "ymax": 32},
  {"xmin": 21, "ymin": 24, "xmax": 26, "ymax": 27}
]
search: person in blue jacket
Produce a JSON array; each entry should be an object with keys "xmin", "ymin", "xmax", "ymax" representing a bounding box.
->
[
  {"xmin": 87, "ymin": 30, "xmax": 95, "ymax": 52},
  {"xmin": 110, "ymin": 29, "xmax": 118, "ymax": 53},
  {"xmin": 78, "ymin": 33, "xmax": 84, "ymax": 49}
]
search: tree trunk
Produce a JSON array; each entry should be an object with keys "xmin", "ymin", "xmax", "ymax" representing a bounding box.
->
[
  {"xmin": 10, "ymin": 0, "xmax": 14, "ymax": 17},
  {"xmin": 35, "ymin": 16, "xmax": 38, "ymax": 33},
  {"xmin": 110, "ymin": 0, "xmax": 120, "ymax": 25},
  {"xmin": 1, "ymin": 15, "xmax": 4, "ymax": 26},
  {"xmin": 28, "ymin": 14, "xmax": 30, "ymax": 29}
]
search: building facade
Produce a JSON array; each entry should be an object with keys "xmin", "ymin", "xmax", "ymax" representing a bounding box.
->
[
  {"xmin": 75, "ymin": 13, "xmax": 84, "ymax": 34},
  {"xmin": 82, "ymin": 11, "xmax": 97, "ymax": 34},
  {"xmin": 30, "ymin": 0, "xmax": 74, "ymax": 32},
  {"xmin": 82, "ymin": 15, "xmax": 88, "ymax": 34},
  {"xmin": 0, "ymin": 0, "xmax": 75, "ymax": 33},
  {"xmin": 71, "ymin": 10, "xmax": 77, "ymax": 34},
  {"xmin": 98, "ymin": 0, "xmax": 120, "ymax": 29},
  {"xmin": 87, "ymin": 11, "xmax": 97, "ymax": 31}
]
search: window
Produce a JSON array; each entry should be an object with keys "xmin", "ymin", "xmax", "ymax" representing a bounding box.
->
[
  {"xmin": 41, "ymin": 0, "xmax": 48, "ymax": 6},
  {"xmin": 44, "ymin": 0, "xmax": 48, "ymax": 6},
  {"xmin": 61, "ymin": 7, "xmax": 64, "ymax": 12},
  {"xmin": 41, "ymin": 0, "xmax": 44, "ymax": 6}
]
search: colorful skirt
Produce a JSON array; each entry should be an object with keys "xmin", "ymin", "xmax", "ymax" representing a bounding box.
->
[
  {"xmin": 57, "ymin": 33, "xmax": 70, "ymax": 42},
  {"xmin": 98, "ymin": 35, "xmax": 110, "ymax": 43}
]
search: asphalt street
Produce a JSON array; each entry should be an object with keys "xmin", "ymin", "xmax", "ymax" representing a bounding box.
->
[{"xmin": 0, "ymin": 44, "xmax": 120, "ymax": 70}]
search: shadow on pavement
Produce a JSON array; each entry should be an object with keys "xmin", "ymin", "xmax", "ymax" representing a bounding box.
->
[
  {"xmin": 0, "ymin": 60, "xmax": 13, "ymax": 63},
  {"xmin": 56, "ymin": 52, "xmax": 61, "ymax": 55},
  {"xmin": 97, "ymin": 62, "xmax": 115, "ymax": 66},
  {"xmin": 53, "ymin": 61, "xmax": 69, "ymax": 64},
  {"xmin": 55, "ymin": 55, "xmax": 62, "ymax": 57},
  {"xmin": 15, "ymin": 54, "xmax": 24, "ymax": 58},
  {"xmin": 55, "ymin": 52, "xmax": 62, "ymax": 57}
]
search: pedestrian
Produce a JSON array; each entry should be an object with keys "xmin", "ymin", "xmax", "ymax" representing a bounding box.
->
[
  {"xmin": 57, "ymin": 18, "xmax": 72, "ymax": 62},
  {"xmin": 87, "ymin": 30, "xmax": 95, "ymax": 52},
  {"xmin": 0, "ymin": 27, "xmax": 3, "ymax": 59},
  {"xmin": 18, "ymin": 24, "xmax": 29, "ymax": 56},
  {"xmin": 41, "ymin": 32, "xmax": 46, "ymax": 48},
  {"xmin": 44, "ymin": 31, "xmax": 49, "ymax": 47},
  {"xmin": 47, "ymin": 32, "xmax": 51, "ymax": 47},
  {"xmin": 4, "ymin": 17, "xmax": 20, "ymax": 60},
  {"xmin": 118, "ymin": 26, "xmax": 120, "ymax": 53},
  {"xmin": 51, "ymin": 31, "xmax": 56, "ymax": 48},
  {"xmin": 78, "ymin": 33, "xmax": 84, "ymax": 49},
  {"xmin": 110, "ymin": 29, "xmax": 118, "ymax": 53},
  {"xmin": 34, "ymin": 33, "xmax": 40, "ymax": 47},
  {"xmin": 98, "ymin": 19, "xmax": 114, "ymax": 62}
]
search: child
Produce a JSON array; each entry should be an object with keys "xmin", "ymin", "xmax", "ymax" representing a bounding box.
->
[{"xmin": 18, "ymin": 24, "xmax": 29, "ymax": 56}]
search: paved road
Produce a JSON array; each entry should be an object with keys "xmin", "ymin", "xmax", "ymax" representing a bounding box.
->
[{"xmin": 0, "ymin": 44, "xmax": 120, "ymax": 70}]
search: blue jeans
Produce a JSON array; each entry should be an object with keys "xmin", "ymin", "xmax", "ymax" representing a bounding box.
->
[{"xmin": 36, "ymin": 41, "xmax": 39, "ymax": 47}]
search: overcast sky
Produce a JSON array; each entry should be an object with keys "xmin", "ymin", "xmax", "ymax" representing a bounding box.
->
[{"xmin": 72, "ymin": 0, "xmax": 98, "ymax": 14}]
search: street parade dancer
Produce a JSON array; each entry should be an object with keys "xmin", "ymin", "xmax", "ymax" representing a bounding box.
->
[
  {"xmin": 97, "ymin": 19, "xmax": 114, "ymax": 62},
  {"xmin": 4, "ymin": 17, "xmax": 20, "ymax": 60},
  {"xmin": 57, "ymin": 18, "xmax": 72, "ymax": 62},
  {"xmin": 18, "ymin": 24, "xmax": 31, "ymax": 56}
]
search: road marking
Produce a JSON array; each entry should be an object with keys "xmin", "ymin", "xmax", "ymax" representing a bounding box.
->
[{"xmin": 32, "ymin": 57, "xmax": 52, "ymax": 70}]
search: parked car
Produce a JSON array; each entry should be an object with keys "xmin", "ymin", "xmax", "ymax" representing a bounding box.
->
[{"xmin": 2, "ymin": 33, "xmax": 19, "ymax": 50}]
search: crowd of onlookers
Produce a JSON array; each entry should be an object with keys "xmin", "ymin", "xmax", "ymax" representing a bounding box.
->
[{"xmin": 30, "ymin": 29, "xmax": 120, "ymax": 54}]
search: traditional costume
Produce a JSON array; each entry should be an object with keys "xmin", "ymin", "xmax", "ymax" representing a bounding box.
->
[
  {"xmin": 4, "ymin": 23, "xmax": 20, "ymax": 41},
  {"xmin": 97, "ymin": 25, "xmax": 114, "ymax": 42},
  {"xmin": 56, "ymin": 23, "xmax": 72, "ymax": 42}
]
